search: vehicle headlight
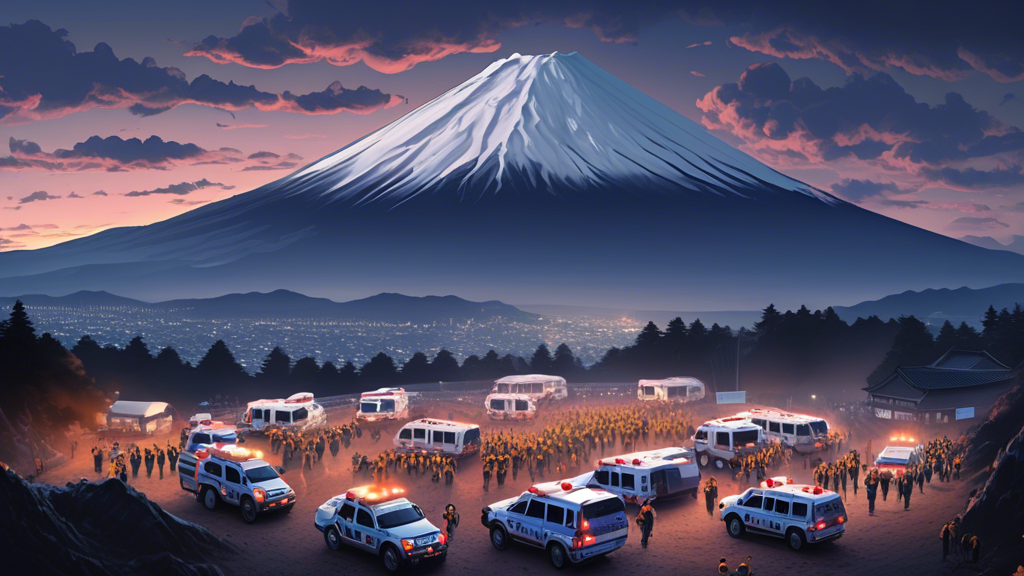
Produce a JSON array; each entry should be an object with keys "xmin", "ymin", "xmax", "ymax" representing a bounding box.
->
[
  {"xmin": 401, "ymin": 539, "xmax": 414, "ymax": 552},
  {"xmin": 254, "ymin": 488, "xmax": 266, "ymax": 503}
]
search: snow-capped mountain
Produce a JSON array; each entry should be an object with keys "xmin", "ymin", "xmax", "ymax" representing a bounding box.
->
[
  {"xmin": 1, "ymin": 53, "xmax": 1022, "ymax": 309},
  {"xmin": 279, "ymin": 52, "xmax": 832, "ymax": 206}
]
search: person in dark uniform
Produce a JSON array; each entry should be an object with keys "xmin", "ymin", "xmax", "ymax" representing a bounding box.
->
[
  {"xmin": 443, "ymin": 504, "xmax": 460, "ymax": 541},
  {"xmin": 965, "ymin": 534, "xmax": 980, "ymax": 563},
  {"xmin": 880, "ymin": 470, "xmax": 892, "ymax": 501},
  {"xmin": 168, "ymin": 446, "xmax": 179, "ymax": 472},
  {"xmin": 901, "ymin": 472, "xmax": 913, "ymax": 510},
  {"xmin": 704, "ymin": 477, "xmax": 719, "ymax": 516},
  {"xmin": 940, "ymin": 521, "xmax": 951, "ymax": 561},
  {"xmin": 482, "ymin": 461, "xmax": 492, "ymax": 491},
  {"xmin": 157, "ymin": 449, "xmax": 166, "ymax": 479},
  {"xmin": 130, "ymin": 448, "xmax": 141, "ymax": 478},
  {"xmin": 92, "ymin": 447, "xmax": 104, "ymax": 473},
  {"xmin": 864, "ymin": 469, "xmax": 879, "ymax": 516},
  {"xmin": 496, "ymin": 456, "xmax": 507, "ymax": 487},
  {"xmin": 718, "ymin": 558, "xmax": 730, "ymax": 574},
  {"xmin": 315, "ymin": 435, "xmax": 326, "ymax": 462},
  {"xmin": 636, "ymin": 499, "xmax": 656, "ymax": 549},
  {"xmin": 329, "ymin": 435, "xmax": 340, "ymax": 458},
  {"xmin": 144, "ymin": 448, "xmax": 155, "ymax": 478}
]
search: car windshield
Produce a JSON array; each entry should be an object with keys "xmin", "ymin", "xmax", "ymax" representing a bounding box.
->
[
  {"xmin": 809, "ymin": 420, "xmax": 828, "ymax": 436},
  {"xmin": 212, "ymin": 432, "xmax": 236, "ymax": 443},
  {"xmin": 733, "ymin": 429, "xmax": 760, "ymax": 447},
  {"xmin": 814, "ymin": 497, "xmax": 847, "ymax": 524},
  {"xmin": 376, "ymin": 504, "xmax": 425, "ymax": 529},
  {"xmin": 245, "ymin": 465, "xmax": 280, "ymax": 483}
]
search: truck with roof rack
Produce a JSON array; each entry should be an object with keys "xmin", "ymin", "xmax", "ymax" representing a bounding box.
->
[
  {"xmin": 481, "ymin": 480, "xmax": 629, "ymax": 569},
  {"xmin": 315, "ymin": 485, "xmax": 448, "ymax": 572},
  {"xmin": 177, "ymin": 444, "xmax": 295, "ymax": 523},
  {"xmin": 692, "ymin": 417, "xmax": 767, "ymax": 469}
]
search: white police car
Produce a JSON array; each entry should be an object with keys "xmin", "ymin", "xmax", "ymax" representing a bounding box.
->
[
  {"xmin": 178, "ymin": 445, "xmax": 295, "ymax": 523},
  {"xmin": 482, "ymin": 480, "xmax": 629, "ymax": 569},
  {"xmin": 314, "ymin": 485, "xmax": 447, "ymax": 572},
  {"xmin": 719, "ymin": 483, "xmax": 847, "ymax": 551}
]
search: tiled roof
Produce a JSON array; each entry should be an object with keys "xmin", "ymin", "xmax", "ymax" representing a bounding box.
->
[
  {"xmin": 930, "ymin": 349, "xmax": 1011, "ymax": 371},
  {"xmin": 896, "ymin": 366, "xmax": 1014, "ymax": 390}
]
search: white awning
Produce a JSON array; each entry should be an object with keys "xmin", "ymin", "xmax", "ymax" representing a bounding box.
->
[{"xmin": 108, "ymin": 401, "xmax": 170, "ymax": 418}]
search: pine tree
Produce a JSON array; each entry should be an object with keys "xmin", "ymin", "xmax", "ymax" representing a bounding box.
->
[
  {"xmin": 257, "ymin": 346, "xmax": 291, "ymax": 383},
  {"xmin": 196, "ymin": 340, "xmax": 248, "ymax": 383},
  {"xmin": 551, "ymin": 343, "xmax": 578, "ymax": 378},
  {"xmin": 430, "ymin": 349, "xmax": 461, "ymax": 382},
  {"xmin": 530, "ymin": 344, "xmax": 553, "ymax": 373},
  {"xmin": 359, "ymin": 353, "xmax": 398, "ymax": 387},
  {"xmin": 936, "ymin": 320, "xmax": 959, "ymax": 351},
  {"xmin": 291, "ymin": 356, "xmax": 320, "ymax": 384},
  {"xmin": 2, "ymin": 300, "xmax": 36, "ymax": 349},
  {"xmin": 400, "ymin": 352, "xmax": 431, "ymax": 384}
]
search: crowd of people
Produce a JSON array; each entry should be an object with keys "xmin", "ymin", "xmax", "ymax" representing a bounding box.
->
[
  {"xmin": 860, "ymin": 436, "xmax": 967, "ymax": 516},
  {"xmin": 352, "ymin": 449, "xmax": 460, "ymax": 485},
  {"xmin": 731, "ymin": 441, "xmax": 791, "ymax": 484},
  {"xmin": 812, "ymin": 450, "xmax": 861, "ymax": 499},
  {"xmin": 88, "ymin": 441, "xmax": 180, "ymax": 484},
  {"xmin": 265, "ymin": 421, "xmax": 367, "ymax": 471}
]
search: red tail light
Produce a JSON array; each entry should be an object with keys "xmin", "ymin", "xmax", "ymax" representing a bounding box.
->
[
  {"xmin": 815, "ymin": 521, "xmax": 827, "ymax": 531},
  {"xmin": 837, "ymin": 516, "xmax": 845, "ymax": 524},
  {"xmin": 581, "ymin": 519, "xmax": 589, "ymax": 530},
  {"xmin": 438, "ymin": 533, "xmax": 448, "ymax": 546}
]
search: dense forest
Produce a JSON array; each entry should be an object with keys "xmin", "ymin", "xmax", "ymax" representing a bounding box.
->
[{"xmin": 2, "ymin": 300, "xmax": 1022, "ymax": 415}]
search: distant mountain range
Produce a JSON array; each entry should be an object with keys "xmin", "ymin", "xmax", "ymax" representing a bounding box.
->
[
  {"xmin": 0, "ymin": 290, "xmax": 539, "ymax": 324},
  {"xmin": 832, "ymin": 283, "xmax": 1024, "ymax": 327},
  {"xmin": 959, "ymin": 235, "xmax": 1024, "ymax": 257}
]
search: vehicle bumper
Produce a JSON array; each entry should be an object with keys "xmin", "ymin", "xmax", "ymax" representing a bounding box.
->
[
  {"xmin": 261, "ymin": 494, "xmax": 296, "ymax": 512},
  {"xmin": 570, "ymin": 536, "xmax": 627, "ymax": 562},
  {"xmin": 404, "ymin": 543, "xmax": 448, "ymax": 563},
  {"xmin": 808, "ymin": 527, "xmax": 844, "ymax": 544}
]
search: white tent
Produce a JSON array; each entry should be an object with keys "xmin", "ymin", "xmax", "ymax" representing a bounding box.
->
[{"xmin": 106, "ymin": 401, "xmax": 175, "ymax": 434}]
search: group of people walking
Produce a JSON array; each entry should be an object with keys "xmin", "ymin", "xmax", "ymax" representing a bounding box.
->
[{"xmin": 90, "ymin": 442, "xmax": 179, "ymax": 484}]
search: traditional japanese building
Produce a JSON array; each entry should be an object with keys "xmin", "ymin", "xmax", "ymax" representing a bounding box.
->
[{"xmin": 865, "ymin": 349, "xmax": 1017, "ymax": 424}]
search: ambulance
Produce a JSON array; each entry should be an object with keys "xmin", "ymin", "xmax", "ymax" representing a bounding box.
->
[
  {"xmin": 719, "ymin": 483, "xmax": 847, "ymax": 551},
  {"xmin": 356, "ymin": 387, "xmax": 410, "ymax": 422},
  {"xmin": 874, "ymin": 438, "xmax": 924, "ymax": 474},
  {"xmin": 244, "ymin": 392, "xmax": 327, "ymax": 431},
  {"xmin": 692, "ymin": 417, "xmax": 767, "ymax": 469},
  {"xmin": 587, "ymin": 447, "xmax": 701, "ymax": 502},
  {"xmin": 637, "ymin": 377, "xmax": 706, "ymax": 403},
  {"xmin": 485, "ymin": 393, "xmax": 537, "ymax": 420},
  {"xmin": 738, "ymin": 408, "xmax": 830, "ymax": 454},
  {"xmin": 394, "ymin": 419, "xmax": 481, "ymax": 457},
  {"xmin": 482, "ymin": 480, "xmax": 629, "ymax": 568},
  {"xmin": 491, "ymin": 375, "xmax": 568, "ymax": 401},
  {"xmin": 178, "ymin": 444, "xmax": 295, "ymax": 523},
  {"xmin": 315, "ymin": 485, "xmax": 447, "ymax": 572}
]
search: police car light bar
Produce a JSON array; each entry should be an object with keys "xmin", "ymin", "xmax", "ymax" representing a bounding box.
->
[{"xmin": 346, "ymin": 485, "xmax": 406, "ymax": 503}]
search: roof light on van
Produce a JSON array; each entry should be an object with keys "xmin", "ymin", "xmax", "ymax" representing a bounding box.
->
[
  {"xmin": 561, "ymin": 482, "xmax": 573, "ymax": 491},
  {"xmin": 632, "ymin": 458, "xmax": 642, "ymax": 465},
  {"xmin": 615, "ymin": 458, "xmax": 626, "ymax": 465}
]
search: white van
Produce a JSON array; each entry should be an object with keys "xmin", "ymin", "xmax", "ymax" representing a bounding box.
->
[
  {"xmin": 739, "ymin": 408, "xmax": 829, "ymax": 454},
  {"xmin": 492, "ymin": 375, "xmax": 568, "ymax": 401},
  {"xmin": 485, "ymin": 393, "xmax": 537, "ymax": 420},
  {"xmin": 357, "ymin": 388, "xmax": 410, "ymax": 422},
  {"xmin": 394, "ymin": 419, "xmax": 482, "ymax": 457},
  {"xmin": 719, "ymin": 484, "xmax": 847, "ymax": 551},
  {"xmin": 693, "ymin": 417, "xmax": 767, "ymax": 469},
  {"xmin": 637, "ymin": 377, "xmax": 706, "ymax": 403},
  {"xmin": 482, "ymin": 482, "xmax": 629, "ymax": 568},
  {"xmin": 588, "ymin": 447, "xmax": 701, "ymax": 502},
  {"xmin": 245, "ymin": 392, "xmax": 327, "ymax": 431}
]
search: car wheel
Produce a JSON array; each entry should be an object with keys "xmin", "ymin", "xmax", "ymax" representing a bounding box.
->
[
  {"xmin": 490, "ymin": 524, "xmax": 509, "ymax": 550},
  {"xmin": 549, "ymin": 543, "xmax": 569, "ymax": 569},
  {"xmin": 201, "ymin": 486, "xmax": 219, "ymax": 510},
  {"xmin": 727, "ymin": 516, "xmax": 745, "ymax": 538},
  {"xmin": 324, "ymin": 526, "xmax": 343, "ymax": 551},
  {"xmin": 787, "ymin": 528, "xmax": 806, "ymax": 551},
  {"xmin": 714, "ymin": 458, "xmax": 725, "ymax": 470},
  {"xmin": 381, "ymin": 544, "xmax": 402, "ymax": 572},
  {"xmin": 240, "ymin": 497, "xmax": 258, "ymax": 523},
  {"xmin": 698, "ymin": 453, "xmax": 710, "ymax": 468}
]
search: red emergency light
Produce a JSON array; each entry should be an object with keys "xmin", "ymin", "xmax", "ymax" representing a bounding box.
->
[
  {"xmin": 561, "ymin": 482, "xmax": 573, "ymax": 491},
  {"xmin": 632, "ymin": 458, "xmax": 642, "ymax": 465}
]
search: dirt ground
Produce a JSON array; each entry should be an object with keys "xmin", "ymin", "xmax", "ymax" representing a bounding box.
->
[{"xmin": 40, "ymin": 398, "xmax": 981, "ymax": 576}]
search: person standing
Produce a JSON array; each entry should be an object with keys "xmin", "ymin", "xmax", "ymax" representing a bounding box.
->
[
  {"xmin": 130, "ymin": 449, "xmax": 141, "ymax": 478},
  {"xmin": 940, "ymin": 521, "xmax": 951, "ymax": 561},
  {"xmin": 636, "ymin": 499, "xmax": 656, "ymax": 549},
  {"xmin": 443, "ymin": 504, "xmax": 460, "ymax": 541},
  {"xmin": 168, "ymin": 446, "xmax": 179, "ymax": 472},
  {"xmin": 917, "ymin": 467, "xmax": 925, "ymax": 494},
  {"xmin": 901, "ymin": 472, "xmax": 913, "ymax": 510},
  {"xmin": 92, "ymin": 447, "xmax": 103, "ymax": 473},
  {"xmin": 157, "ymin": 449, "xmax": 166, "ymax": 479},
  {"xmin": 880, "ymin": 469, "xmax": 892, "ymax": 501},
  {"xmin": 330, "ymin": 435, "xmax": 340, "ymax": 458},
  {"xmin": 864, "ymin": 469, "xmax": 879, "ymax": 516},
  {"xmin": 704, "ymin": 477, "xmax": 719, "ymax": 516},
  {"xmin": 144, "ymin": 449, "xmax": 155, "ymax": 478}
]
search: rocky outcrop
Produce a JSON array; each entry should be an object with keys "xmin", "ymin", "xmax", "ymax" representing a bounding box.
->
[
  {"xmin": 0, "ymin": 467, "xmax": 235, "ymax": 575},
  {"xmin": 962, "ymin": 380, "xmax": 1024, "ymax": 474}
]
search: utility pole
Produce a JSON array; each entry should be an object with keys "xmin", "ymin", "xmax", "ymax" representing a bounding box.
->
[{"xmin": 735, "ymin": 328, "xmax": 742, "ymax": 391}]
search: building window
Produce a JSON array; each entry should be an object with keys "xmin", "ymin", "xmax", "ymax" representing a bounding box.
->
[
  {"xmin": 894, "ymin": 411, "xmax": 915, "ymax": 421},
  {"xmin": 874, "ymin": 408, "xmax": 892, "ymax": 420}
]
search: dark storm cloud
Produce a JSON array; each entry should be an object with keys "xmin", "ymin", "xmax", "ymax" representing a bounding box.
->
[
  {"xmin": 878, "ymin": 199, "xmax": 929, "ymax": 209},
  {"xmin": 248, "ymin": 151, "xmax": 280, "ymax": 160},
  {"xmin": 920, "ymin": 166, "xmax": 1024, "ymax": 188},
  {"xmin": 19, "ymin": 191, "xmax": 60, "ymax": 203},
  {"xmin": 67, "ymin": 192, "xmax": 83, "ymax": 198},
  {"xmin": 124, "ymin": 178, "xmax": 234, "ymax": 197},
  {"xmin": 698, "ymin": 63, "xmax": 1024, "ymax": 188},
  {"xmin": 184, "ymin": 1, "xmax": 1022, "ymax": 82},
  {"xmin": 999, "ymin": 93, "xmax": 1015, "ymax": 106},
  {"xmin": 0, "ymin": 20, "xmax": 401, "ymax": 122},
  {"xmin": 92, "ymin": 190, "xmax": 108, "ymax": 196},
  {"xmin": 829, "ymin": 179, "xmax": 908, "ymax": 204}
]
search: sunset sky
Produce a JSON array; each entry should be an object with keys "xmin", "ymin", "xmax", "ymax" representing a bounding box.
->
[{"xmin": 2, "ymin": 0, "xmax": 1023, "ymax": 251}]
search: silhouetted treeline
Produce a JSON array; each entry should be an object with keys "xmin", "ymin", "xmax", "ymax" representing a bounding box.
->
[{"xmin": 4, "ymin": 299, "xmax": 1023, "ymax": 411}]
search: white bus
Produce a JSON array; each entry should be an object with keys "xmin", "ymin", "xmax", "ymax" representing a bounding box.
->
[
  {"xmin": 491, "ymin": 375, "xmax": 568, "ymax": 401},
  {"xmin": 245, "ymin": 392, "xmax": 327, "ymax": 431},
  {"xmin": 394, "ymin": 419, "xmax": 482, "ymax": 457},
  {"xmin": 637, "ymin": 377, "xmax": 706, "ymax": 403},
  {"xmin": 738, "ymin": 408, "xmax": 830, "ymax": 454},
  {"xmin": 485, "ymin": 393, "xmax": 538, "ymax": 420},
  {"xmin": 588, "ymin": 447, "xmax": 702, "ymax": 502},
  {"xmin": 356, "ymin": 388, "xmax": 410, "ymax": 422}
]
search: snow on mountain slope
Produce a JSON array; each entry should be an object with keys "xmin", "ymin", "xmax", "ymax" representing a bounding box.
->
[{"xmin": 279, "ymin": 52, "xmax": 835, "ymax": 205}]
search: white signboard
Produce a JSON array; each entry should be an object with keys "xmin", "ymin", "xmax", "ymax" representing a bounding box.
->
[
  {"xmin": 716, "ymin": 391, "xmax": 746, "ymax": 405},
  {"xmin": 955, "ymin": 407, "xmax": 975, "ymax": 421}
]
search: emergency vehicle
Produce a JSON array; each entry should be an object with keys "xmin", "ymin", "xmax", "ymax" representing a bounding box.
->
[
  {"xmin": 188, "ymin": 413, "xmax": 213, "ymax": 428},
  {"xmin": 315, "ymin": 485, "xmax": 447, "ymax": 572},
  {"xmin": 491, "ymin": 374, "xmax": 568, "ymax": 401},
  {"xmin": 484, "ymin": 393, "xmax": 538, "ymax": 420},
  {"xmin": 482, "ymin": 481, "xmax": 629, "ymax": 569},
  {"xmin": 244, "ymin": 392, "xmax": 327, "ymax": 431},
  {"xmin": 693, "ymin": 417, "xmax": 767, "ymax": 469},
  {"xmin": 177, "ymin": 445, "xmax": 295, "ymax": 523},
  {"xmin": 738, "ymin": 408, "xmax": 830, "ymax": 454},
  {"xmin": 587, "ymin": 447, "xmax": 701, "ymax": 502},
  {"xmin": 874, "ymin": 439, "xmax": 923, "ymax": 474},
  {"xmin": 356, "ymin": 388, "xmax": 410, "ymax": 422},
  {"xmin": 183, "ymin": 424, "xmax": 239, "ymax": 452},
  {"xmin": 637, "ymin": 377, "xmax": 706, "ymax": 403},
  {"xmin": 394, "ymin": 419, "xmax": 481, "ymax": 457},
  {"xmin": 719, "ymin": 483, "xmax": 847, "ymax": 551}
]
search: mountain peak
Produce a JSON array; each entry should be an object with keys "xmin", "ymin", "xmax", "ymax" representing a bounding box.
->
[{"xmin": 280, "ymin": 52, "xmax": 834, "ymax": 206}]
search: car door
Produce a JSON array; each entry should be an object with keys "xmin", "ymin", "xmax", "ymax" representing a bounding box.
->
[
  {"xmin": 222, "ymin": 464, "xmax": 243, "ymax": 505},
  {"xmin": 771, "ymin": 496, "xmax": 793, "ymax": 536},
  {"xmin": 337, "ymin": 502, "xmax": 360, "ymax": 546},
  {"xmin": 759, "ymin": 495, "xmax": 785, "ymax": 536},
  {"xmin": 739, "ymin": 493, "xmax": 765, "ymax": 530},
  {"xmin": 354, "ymin": 506, "xmax": 381, "ymax": 552},
  {"xmin": 507, "ymin": 498, "xmax": 545, "ymax": 545}
]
